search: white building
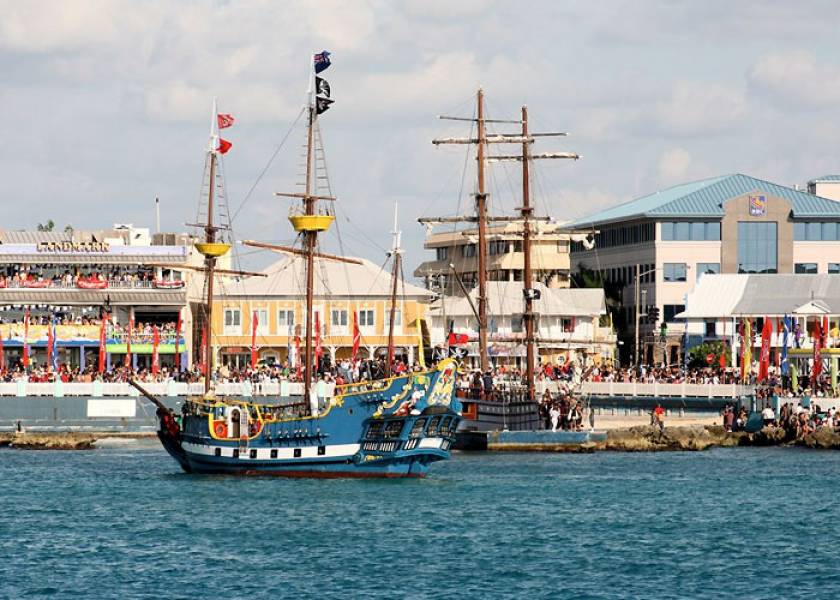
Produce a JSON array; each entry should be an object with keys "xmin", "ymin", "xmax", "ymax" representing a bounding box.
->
[{"xmin": 428, "ymin": 282, "xmax": 616, "ymax": 367}]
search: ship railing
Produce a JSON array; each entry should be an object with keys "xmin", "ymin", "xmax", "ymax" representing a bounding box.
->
[{"xmin": 0, "ymin": 380, "xmax": 337, "ymax": 398}]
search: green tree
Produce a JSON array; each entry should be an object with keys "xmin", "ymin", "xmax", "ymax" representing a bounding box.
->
[
  {"xmin": 37, "ymin": 220, "xmax": 55, "ymax": 232},
  {"xmin": 687, "ymin": 340, "xmax": 730, "ymax": 369}
]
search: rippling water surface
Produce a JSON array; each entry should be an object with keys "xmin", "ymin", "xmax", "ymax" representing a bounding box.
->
[{"xmin": 1, "ymin": 442, "xmax": 839, "ymax": 599}]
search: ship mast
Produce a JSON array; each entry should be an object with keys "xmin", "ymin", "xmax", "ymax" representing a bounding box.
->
[
  {"xmin": 424, "ymin": 91, "xmax": 579, "ymax": 398},
  {"xmin": 386, "ymin": 203, "xmax": 402, "ymax": 376}
]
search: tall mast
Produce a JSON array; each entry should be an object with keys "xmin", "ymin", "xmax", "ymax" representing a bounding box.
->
[
  {"xmin": 521, "ymin": 105, "xmax": 535, "ymax": 401},
  {"xmin": 302, "ymin": 100, "xmax": 317, "ymax": 408},
  {"xmin": 475, "ymin": 89, "xmax": 490, "ymax": 373},
  {"xmin": 387, "ymin": 203, "xmax": 402, "ymax": 376},
  {"xmin": 203, "ymin": 99, "xmax": 219, "ymax": 395}
]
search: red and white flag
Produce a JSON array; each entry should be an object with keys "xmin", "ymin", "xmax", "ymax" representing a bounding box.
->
[
  {"xmin": 351, "ymin": 312, "xmax": 360, "ymax": 364},
  {"xmin": 217, "ymin": 138, "xmax": 232, "ymax": 154},
  {"xmin": 217, "ymin": 113, "xmax": 235, "ymax": 129},
  {"xmin": 250, "ymin": 311, "xmax": 258, "ymax": 370},
  {"xmin": 151, "ymin": 326, "xmax": 160, "ymax": 375}
]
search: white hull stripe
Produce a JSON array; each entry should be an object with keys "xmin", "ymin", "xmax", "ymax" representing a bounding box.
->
[
  {"xmin": 418, "ymin": 437, "xmax": 444, "ymax": 449},
  {"xmin": 182, "ymin": 441, "xmax": 361, "ymax": 461}
]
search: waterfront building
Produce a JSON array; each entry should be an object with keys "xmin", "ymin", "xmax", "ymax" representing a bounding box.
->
[
  {"xmin": 569, "ymin": 173, "xmax": 840, "ymax": 364},
  {"xmin": 211, "ymin": 254, "xmax": 432, "ymax": 369},
  {"xmin": 414, "ymin": 222, "xmax": 577, "ymax": 294},
  {"xmin": 0, "ymin": 225, "xmax": 206, "ymax": 370},
  {"xmin": 427, "ymin": 282, "xmax": 615, "ymax": 368},
  {"xmin": 680, "ymin": 273, "xmax": 840, "ymax": 363}
]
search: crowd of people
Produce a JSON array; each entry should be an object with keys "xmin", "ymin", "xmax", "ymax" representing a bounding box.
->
[{"xmin": 0, "ymin": 266, "xmax": 169, "ymax": 289}]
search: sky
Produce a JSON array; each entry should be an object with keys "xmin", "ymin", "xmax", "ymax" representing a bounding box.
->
[{"xmin": 3, "ymin": 0, "xmax": 840, "ymax": 278}]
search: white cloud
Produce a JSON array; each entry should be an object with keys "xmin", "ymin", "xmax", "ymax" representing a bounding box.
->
[
  {"xmin": 747, "ymin": 50, "xmax": 840, "ymax": 108},
  {"xmin": 657, "ymin": 148, "xmax": 691, "ymax": 184}
]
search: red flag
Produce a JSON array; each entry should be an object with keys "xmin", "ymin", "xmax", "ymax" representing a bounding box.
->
[
  {"xmin": 718, "ymin": 349, "xmax": 726, "ymax": 370},
  {"xmin": 448, "ymin": 332, "xmax": 469, "ymax": 346},
  {"xmin": 351, "ymin": 311, "xmax": 360, "ymax": 363},
  {"xmin": 47, "ymin": 323, "xmax": 54, "ymax": 373},
  {"xmin": 151, "ymin": 325, "xmax": 160, "ymax": 375},
  {"xmin": 314, "ymin": 311, "xmax": 322, "ymax": 362},
  {"xmin": 174, "ymin": 309, "xmax": 181, "ymax": 371},
  {"xmin": 217, "ymin": 113, "xmax": 235, "ymax": 129},
  {"xmin": 200, "ymin": 326, "xmax": 207, "ymax": 375},
  {"xmin": 822, "ymin": 315, "xmax": 829, "ymax": 349},
  {"xmin": 217, "ymin": 138, "xmax": 232, "ymax": 154},
  {"xmin": 250, "ymin": 311, "xmax": 258, "ymax": 370},
  {"xmin": 22, "ymin": 308, "xmax": 30, "ymax": 368},
  {"xmin": 758, "ymin": 318, "xmax": 772, "ymax": 382},
  {"xmin": 812, "ymin": 318, "xmax": 823, "ymax": 385},
  {"xmin": 124, "ymin": 315, "xmax": 133, "ymax": 369},
  {"xmin": 98, "ymin": 315, "xmax": 107, "ymax": 374}
]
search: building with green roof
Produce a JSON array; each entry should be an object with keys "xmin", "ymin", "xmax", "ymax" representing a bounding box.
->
[{"xmin": 569, "ymin": 173, "xmax": 840, "ymax": 365}]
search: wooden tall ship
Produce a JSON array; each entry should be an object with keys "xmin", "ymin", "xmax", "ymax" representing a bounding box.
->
[
  {"xmin": 133, "ymin": 52, "xmax": 461, "ymax": 477},
  {"xmin": 420, "ymin": 89, "xmax": 579, "ymax": 446}
]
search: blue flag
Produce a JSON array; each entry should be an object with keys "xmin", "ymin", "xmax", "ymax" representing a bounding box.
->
[
  {"xmin": 314, "ymin": 50, "xmax": 331, "ymax": 74},
  {"xmin": 51, "ymin": 318, "xmax": 58, "ymax": 372},
  {"xmin": 781, "ymin": 314, "xmax": 790, "ymax": 376}
]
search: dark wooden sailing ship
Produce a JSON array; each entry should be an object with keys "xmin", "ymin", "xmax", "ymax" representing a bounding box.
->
[{"xmin": 421, "ymin": 89, "xmax": 579, "ymax": 448}]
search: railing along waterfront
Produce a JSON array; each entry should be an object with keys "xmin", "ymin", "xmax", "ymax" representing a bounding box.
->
[
  {"xmin": 578, "ymin": 381, "xmax": 754, "ymax": 399},
  {"xmin": 0, "ymin": 381, "xmax": 336, "ymax": 398}
]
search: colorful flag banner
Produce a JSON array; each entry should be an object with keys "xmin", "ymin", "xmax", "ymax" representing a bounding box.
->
[
  {"xmin": 351, "ymin": 311, "xmax": 360, "ymax": 364},
  {"xmin": 152, "ymin": 325, "xmax": 160, "ymax": 375},
  {"xmin": 98, "ymin": 315, "xmax": 108, "ymax": 374},
  {"xmin": 758, "ymin": 318, "xmax": 772, "ymax": 382},
  {"xmin": 314, "ymin": 50, "xmax": 331, "ymax": 73}
]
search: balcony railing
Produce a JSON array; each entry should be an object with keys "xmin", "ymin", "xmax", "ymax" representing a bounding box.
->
[
  {"xmin": 0, "ymin": 380, "xmax": 337, "ymax": 398},
  {"xmin": 578, "ymin": 381, "xmax": 754, "ymax": 399},
  {"xmin": 0, "ymin": 279, "xmax": 184, "ymax": 290}
]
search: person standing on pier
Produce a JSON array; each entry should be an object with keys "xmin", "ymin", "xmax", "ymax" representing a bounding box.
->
[{"xmin": 653, "ymin": 404, "xmax": 665, "ymax": 432}]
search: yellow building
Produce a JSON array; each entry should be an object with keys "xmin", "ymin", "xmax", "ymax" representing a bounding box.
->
[{"xmin": 211, "ymin": 255, "xmax": 433, "ymax": 368}]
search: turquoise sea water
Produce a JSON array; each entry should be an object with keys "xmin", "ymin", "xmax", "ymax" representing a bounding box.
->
[{"xmin": 1, "ymin": 443, "xmax": 839, "ymax": 599}]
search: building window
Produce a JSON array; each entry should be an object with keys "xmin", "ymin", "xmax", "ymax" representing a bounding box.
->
[
  {"xmin": 435, "ymin": 247, "xmax": 449, "ymax": 261},
  {"xmin": 277, "ymin": 309, "xmax": 294, "ymax": 333},
  {"xmin": 511, "ymin": 316, "xmax": 523, "ymax": 333},
  {"xmin": 358, "ymin": 309, "xmax": 375, "ymax": 328},
  {"xmin": 737, "ymin": 222, "xmax": 777, "ymax": 274},
  {"xmin": 704, "ymin": 320, "xmax": 716, "ymax": 337},
  {"xmin": 254, "ymin": 309, "xmax": 268, "ymax": 334},
  {"xmin": 461, "ymin": 244, "xmax": 477, "ymax": 258},
  {"xmin": 661, "ymin": 221, "xmax": 720, "ymax": 241},
  {"xmin": 488, "ymin": 240, "xmax": 508, "ymax": 255},
  {"xmin": 794, "ymin": 222, "xmax": 840, "ymax": 241},
  {"xmin": 795, "ymin": 263, "xmax": 818, "ymax": 274},
  {"xmin": 561, "ymin": 317, "xmax": 575, "ymax": 333},
  {"xmin": 663, "ymin": 305, "xmax": 686, "ymax": 323},
  {"xmin": 829, "ymin": 263, "xmax": 840, "ymax": 274},
  {"xmin": 663, "ymin": 263, "xmax": 687, "ymax": 282},
  {"xmin": 696, "ymin": 262, "xmax": 720, "ymax": 281},
  {"xmin": 331, "ymin": 309, "xmax": 348, "ymax": 331},
  {"xmin": 224, "ymin": 308, "xmax": 241, "ymax": 333},
  {"xmin": 513, "ymin": 240, "xmax": 524, "ymax": 252}
]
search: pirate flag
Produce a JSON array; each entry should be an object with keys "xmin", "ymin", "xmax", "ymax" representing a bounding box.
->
[
  {"xmin": 316, "ymin": 96, "xmax": 334, "ymax": 115},
  {"xmin": 315, "ymin": 76, "xmax": 331, "ymax": 98}
]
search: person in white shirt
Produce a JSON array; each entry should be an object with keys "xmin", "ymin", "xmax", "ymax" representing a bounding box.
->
[{"xmin": 761, "ymin": 406, "xmax": 775, "ymax": 427}]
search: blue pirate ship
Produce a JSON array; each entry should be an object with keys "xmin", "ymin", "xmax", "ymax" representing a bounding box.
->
[{"xmin": 133, "ymin": 52, "xmax": 461, "ymax": 477}]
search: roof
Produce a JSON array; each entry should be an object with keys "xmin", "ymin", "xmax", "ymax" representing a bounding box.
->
[
  {"xmin": 680, "ymin": 274, "xmax": 840, "ymax": 318},
  {"xmin": 430, "ymin": 282, "xmax": 605, "ymax": 318},
  {"xmin": 568, "ymin": 173, "xmax": 840, "ymax": 227},
  {"xmin": 216, "ymin": 255, "xmax": 432, "ymax": 299},
  {"xmin": 808, "ymin": 175, "xmax": 840, "ymax": 183},
  {"xmin": 678, "ymin": 274, "xmax": 748, "ymax": 319}
]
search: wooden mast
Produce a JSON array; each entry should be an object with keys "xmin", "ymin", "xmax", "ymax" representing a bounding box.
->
[
  {"xmin": 521, "ymin": 105, "xmax": 535, "ymax": 401},
  {"xmin": 201, "ymin": 100, "xmax": 221, "ymax": 395},
  {"xmin": 386, "ymin": 203, "xmax": 402, "ymax": 376},
  {"xmin": 302, "ymin": 101, "xmax": 316, "ymax": 410},
  {"xmin": 475, "ymin": 89, "xmax": 490, "ymax": 373}
]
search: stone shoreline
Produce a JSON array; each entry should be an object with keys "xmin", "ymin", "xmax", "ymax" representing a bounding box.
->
[
  {"xmin": 515, "ymin": 425, "xmax": 840, "ymax": 453},
  {"xmin": 0, "ymin": 431, "xmax": 154, "ymax": 450}
]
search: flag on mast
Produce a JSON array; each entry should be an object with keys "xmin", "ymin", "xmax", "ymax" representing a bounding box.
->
[
  {"xmin": 314, "ymin": 50, "xmax": 331, "ymax": 73},
  {"xmin": 217, "ymin": 138, "xmax": 233, "ymax": 154},
  {"xmin": 315, "ymin": 76, "xmax": 331, "ymax": 98},
  {"xmin": 217, "ymin": 113, "xmax": 235, "ymax": 129}
]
